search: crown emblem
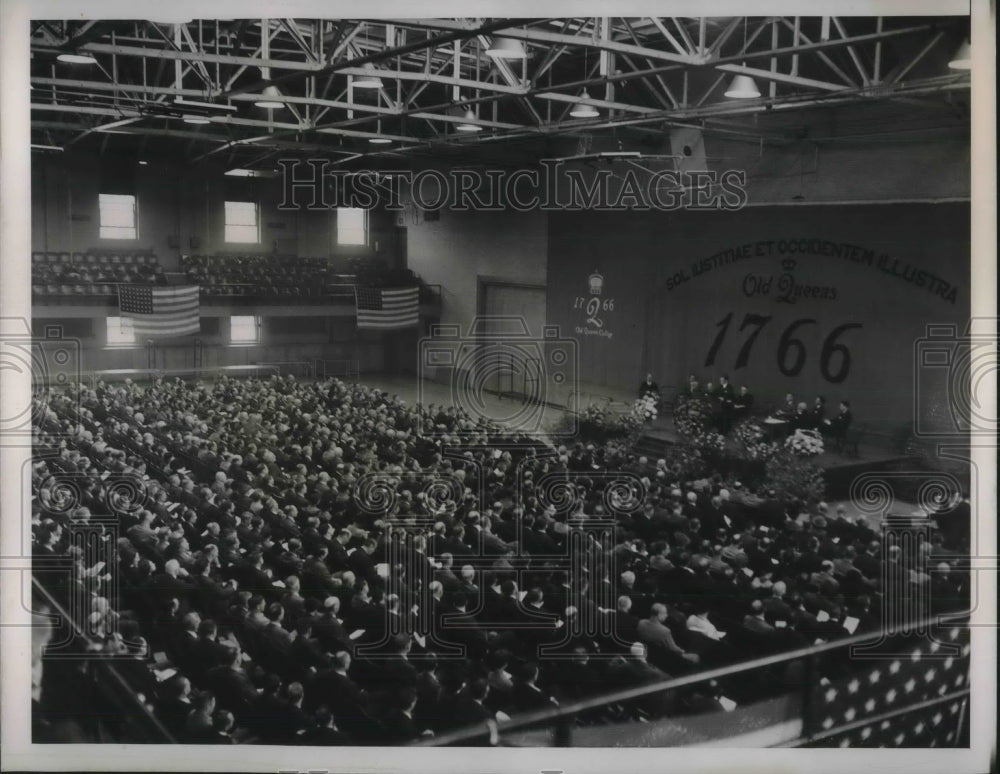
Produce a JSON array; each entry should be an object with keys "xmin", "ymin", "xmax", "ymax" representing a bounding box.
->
[
  {"xmin": 588, "ymin": 271, "xmax": 604, "ymax": 295},
  {"xmin": 781, "ymin": 258, "xmax": 797, "ymax": 272}
]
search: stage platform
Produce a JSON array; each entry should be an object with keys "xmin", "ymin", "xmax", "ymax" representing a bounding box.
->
[{"xmin": 633, "ymin": 414, "xmax": 930, "ymax": 501}]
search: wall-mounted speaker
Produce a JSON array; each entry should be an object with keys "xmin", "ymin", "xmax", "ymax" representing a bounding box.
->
[{"xmin": 669, "ymin": 127, "xmax": 708, "ymax": 173}]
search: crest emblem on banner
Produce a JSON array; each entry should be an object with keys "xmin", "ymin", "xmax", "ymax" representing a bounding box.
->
[{"xmin": 573, "ymin": 270, "xmax": 616, "ymax": 340}]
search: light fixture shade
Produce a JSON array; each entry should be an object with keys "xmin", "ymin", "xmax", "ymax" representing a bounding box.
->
[
  {"xmin": 569, "ymin": 91, "xmax": 600, "ymax": 118},
  {"xmin": 57, "ymin": 52, "xmax": 98, "ymax": 65},
  {"xmin": 486, "ymin": 36, "xmax": 526, "ymax": 59},
  {"xmin": 353, "ymin": 64, "xmax": 385, "ymax": 89},
  {"xmin": 724, "ymin": 74, "xmax": 761, "ymax": 99},
  {"xmin": 254, "ymin": 85, "xmax": 286, "ymax": 109},
  {"xmin": 368, "ymin": 136, "xmax": 392, "ymax": 144},
  {"xmin": 455, "ymin": 108, "xmax": 483, "ymax": 132},
  {"xmin": 182, "ymin": 115, "xmax": 211, "ymax": 124},
  {"xmin": 948, "ymin": 39, "xmax": 971, "ymax": 69}
]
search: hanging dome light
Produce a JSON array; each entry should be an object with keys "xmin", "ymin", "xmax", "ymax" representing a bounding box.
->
[
  {"xmin": 569, "ymin": 91, "xmax": 600, "ymax": 118},
  {"xmin": 948, "ymin": 39, "xmax": 971, "ymax": 70},
  {"xmin": 254, "ymin": 85, "xmax": 286, "ymax": 109},
  {"xmin": 369, "ymin": 121, "xmax": 392, "ymax": 144},
  {"xmin": 455, "ymin": 108, "xmax": 482, "ymax": 132},
  {"xmin": 57, "ymin": 52, "xmax": 98, "ymax": 65},
  {"xmin": 353, "ymin": 63, "xmax": 385, "ymax": 89},
  {"xmin": 182, "ymin": 115, "xmax": 210, "ymax": 124},
  {"xmin": 486, "ymin": 36, "xmax": 527, "ymax": 59},
  {"xmin": 724, "ymin": 74, "xmax": 761, "ymax": 99}
]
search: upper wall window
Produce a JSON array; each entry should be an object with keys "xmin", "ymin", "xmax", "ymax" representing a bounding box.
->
[
  {"xmin": 336, "ymin": 207, "xmax": 367, "ymax": 246},
  {"xmin": 224, "ymin": 200, "xmax": 260, "ymax": 244},
  {"xmin": 106, "ymin": 316, "xmax": 136, "ymax": 347},
  {"xmin": 99, "ymin": 193, "xmax": 138, "ymax": 240}
]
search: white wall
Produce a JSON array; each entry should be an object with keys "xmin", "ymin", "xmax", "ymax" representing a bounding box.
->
[{"xmin": 406, "ymin": 207, "xmax": 548, "ymax": 333}]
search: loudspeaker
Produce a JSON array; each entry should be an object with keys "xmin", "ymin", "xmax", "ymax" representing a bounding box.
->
[{"xmin": 669, "ymin": 127, "xmax": 708, "ymax": 173}]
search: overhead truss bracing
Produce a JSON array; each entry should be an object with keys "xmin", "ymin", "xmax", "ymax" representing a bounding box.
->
[{"xmin": 29, "ymin": 16, "xmax": 970, "ymax": 167}]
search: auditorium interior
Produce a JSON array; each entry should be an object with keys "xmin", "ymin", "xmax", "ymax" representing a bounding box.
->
[{"xmin": 5, "ymin": 12, "xmax": 992, "ymax": 760}]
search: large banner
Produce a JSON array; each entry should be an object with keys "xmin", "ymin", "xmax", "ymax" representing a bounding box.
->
[{"xmin": 547, "ymin": 203, "xmax": 970, "ymax": 432}]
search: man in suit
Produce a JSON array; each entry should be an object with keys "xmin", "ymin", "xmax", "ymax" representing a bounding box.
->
[
  {"xmin": 740, "ymin": 600, "xmax": 784, "ymax": 654},
  {"xmin": 307, "ymin": 651, "xmax": 372, "ymax": 739},
  {"xmin": 347, "ymin": 538, "xmax": 380, "ymax": 587},
  {"xmin": 451, "ymin": 678, "xmax": 495, "ymax": 727},
  {"xmin": 638, "ymin": 373, "xmax": 660, "ymax": 400},
  {"xmin": 731, "ymin": 385, "xmax": 754, "ymax": 419},
  {"xmin": 512, "ymin": 662, "xmax": 559, "ymax": 713},
  {"xmin": 300, "ymin": 706, "xmax": 350, "ymax": 745},
  {"xmin": 610, "ymin": 594, "xmax": 641, "ymax": 648},
  {"xmin": 824, "ymin": 400, "xmax": 853, "ymax": 441},
  {"xmin": 257, "ymin": 602, "xmax": 294, "ymax": 674},
  {"xmin": 853, "ymin": 540, "xmax": 883, "ymax": 583},
  {"xmin": 204, "ymin": 645, "xmax": 259, "ymax": 722},
  {"xmin": 810, "ymin": 396, "xmax": 827, "ymax": 428},
  {"xmin": 190, "ymin": 619, "xmax": 232, "ymax": 685},
  {"xmin": 380, "ymin": 687, "xmax": 428, "ymax": 743},
  {"xmin": 155, "ymin": 675, "xmax": 194, "ymax": 740},
  {"xmin": 716, "ymin": 375, "xmax": 735, "ymax": 431},
  {"xmin": 311, "ymin": 596, "xmax": 351, "ymax": 654},
  {"xmin": 441, "ymin": 590, "xmax": 488, "ymax": 660},
  {"xmin": 289, "ymin": 618, "xmax": 331, "ymax": 680},
  {"xmin": 637, "ymin": 604, "xmax": 700, "ymax": 671},
  {"xmin": 169, "ymin": 610, "xmax": 202, "ymax": 678}
]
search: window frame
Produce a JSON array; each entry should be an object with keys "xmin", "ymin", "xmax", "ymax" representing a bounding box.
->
[
  {"xmin": 98, "ymin": 193, "xmax": 138, "ymax": 240},
  {"xmin": 224, "ymin": 200, "xmax": 260, "ymax": 244},
  {"xmin": 336, "ymin": 206, "xmax": 368, "ymax": 246},
  {"xmin": 105, "ymin": 315, "xmax": 137, "ymax": 348},
  {"xmin": 229, "ymin": 314, "xmax": 261, "ymax": 346}
]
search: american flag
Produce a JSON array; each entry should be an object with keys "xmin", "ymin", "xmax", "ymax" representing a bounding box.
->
[
  {"xmin": 803, "ymin": 625, "xmax": 970, "ymax": 748},
  {"xmin": 118, "ymin": 285, "xmax": 200, "ymax": 338},
  {"xmin": 355, "ymin": 286, "xmax": 420, "ymax": 330}
]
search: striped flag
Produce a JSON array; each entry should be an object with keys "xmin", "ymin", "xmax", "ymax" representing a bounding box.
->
[
  {"xmin": 118, "ymin": 285, "xmax": 200, "ymax": 338},
  {"xmin": 355, "ymin": 286, "xmax": 419, "ymax": 330}
]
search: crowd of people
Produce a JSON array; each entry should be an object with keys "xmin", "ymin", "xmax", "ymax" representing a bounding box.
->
[{"xmin": 30, "ymin": 374, "xmax": 969, "ymax": 745}]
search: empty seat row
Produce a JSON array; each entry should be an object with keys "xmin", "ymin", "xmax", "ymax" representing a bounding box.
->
[{"xmin": 32, "ymin": 251, "xmax": 159, "ymax": 266}]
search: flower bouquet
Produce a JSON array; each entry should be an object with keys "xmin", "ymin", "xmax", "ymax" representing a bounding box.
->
[
  {"xmin": 632, "ymin": 394, "xmax": 659, "ymax": 423},
  {"xmin": 732, "ymin": 419, "xmax": 780, "ymax": 462},
  {"xmin": 785, "ymin": 428, "xmax": 825, "ymax": 457}
]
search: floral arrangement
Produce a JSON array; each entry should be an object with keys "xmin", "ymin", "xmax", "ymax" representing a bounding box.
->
[
  {"xmin": 765, "ymin": 451, "xmax": 826, "ymax": 506},
  {"xmin": 732, "ymin": 419, "xmax": 780, "ymax": 462},
  {"xmin": 673, "ymin": 395, "xmax": 715, "ymax": 440},
  {"xmin": 785, "ymin": 428, "xmax": 825, "ymax": 457},
  {"xmin": 580, "ymin": 403, "xmax": 612, "ymax": 426},
  {"xmin": 661, "ymin": 444, "xmax": 707, "ymax": 481},
  {"xmin": 690, "ymin": 430, "xmax": 727, "ymax": 455},
  {"xmin": 632, "ymin": 394, "xmax": 658, "ymax": 422},
  {"xmin": 566, "ymin": 401, "xmax": 642, "ymax": 445}
]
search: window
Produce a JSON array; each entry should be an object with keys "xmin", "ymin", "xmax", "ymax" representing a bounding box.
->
[
  {"xmin": 224, "ymin": 200, "xmax": 259, "ymax": 243},
  {"xmin": 230, "ymin": 315, "xmax": 260, "ymax": 345},
  {"xmin": 106, "ymin": 316, "xmax": 136, "ymax": 347},
  {"xmin": 99, "ymin": 194, "xmax": 137, "ymax": 239},
  {"xmin": 336, "ymin": 207, "xmax": 368, "ymax": 246}
]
